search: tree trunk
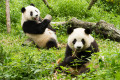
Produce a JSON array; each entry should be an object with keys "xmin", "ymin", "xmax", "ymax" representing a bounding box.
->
[
  {"xmin": 42, "ymin": 0, "xmax": 53, "ymax": 10},
  {"xmin": 95, "ymin": 20, "xmax": 120, "ymax": 42},
  {"xmin": 6, "ymin": 0, "xmax": 11, "ymax": 33},
  {"xmin": 51, "ymin": 17, "xmax": 120, "ymax": 42},
  {"xmin": 87, "ymin": 0, "xmax": 97, "ymax": 10}
]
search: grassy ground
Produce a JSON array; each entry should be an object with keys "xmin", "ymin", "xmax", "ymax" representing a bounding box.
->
[{"xmin": 0, "ymin": 0, "xmax": 120, "ymax": 79}]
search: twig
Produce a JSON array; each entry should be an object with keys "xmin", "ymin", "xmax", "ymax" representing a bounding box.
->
[{"xmin": 72, "ymin": 49, "xmax": 77, "ymax": 57}]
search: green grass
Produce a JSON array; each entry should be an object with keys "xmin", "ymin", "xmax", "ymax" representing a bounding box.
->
[{"xmin": 0, "ymin": 0, "xmax": 120, "ymax": 79}]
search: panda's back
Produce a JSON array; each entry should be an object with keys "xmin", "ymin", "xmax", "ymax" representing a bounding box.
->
[{"xmin": 26, "ymin": 28, "xmax": 57, "ymax": 47}]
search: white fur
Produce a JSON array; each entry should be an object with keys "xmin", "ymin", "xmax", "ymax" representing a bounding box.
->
[
  {"xmin": 21, "ymin": 6, "xmax": 40, "ymax": 26},
  {"xmin": 21, "ymin": 5, "xmax": 58, "ymax": 48},
  {"xmin": 26, "ymin": 28, "xmax": 57, "ymax": 48},
  {"xmin": 68, "ymin": 28, "xmax": 94, "ymax": 51},
  {"xmin": 74, "ymin": 42, "xmax": 83, "ymax": 49}
]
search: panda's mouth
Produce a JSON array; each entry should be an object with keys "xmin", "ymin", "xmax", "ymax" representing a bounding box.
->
[
  {"xmin": 32, "ymin": 17, "xmax": 39, "ymax": 21},
  {"xmin": 34, "ymin": 17, "xmax": 39, "ymax": 21},
  {"xmin": 75, "ymin": 47, "xmax": 83, "ymax": 52}
]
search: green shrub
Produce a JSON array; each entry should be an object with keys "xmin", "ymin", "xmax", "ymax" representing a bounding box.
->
[
  {"xmin": 0, "ymin": 1, "xmax": 6, "ymax": 32},
  {"xmin": 50, "ymin": 0, "xmax": 91, "ymax": 19},
  {"xmin": 97, "ymin": 0, "xmax": 120, "ymax": 14}
]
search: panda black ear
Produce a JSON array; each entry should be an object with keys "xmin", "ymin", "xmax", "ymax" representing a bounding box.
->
[
  {"xmin": 21, "ymin": 7, "xmax": 26, "ymax": 13},
  {"xmin": 30, "ymin": 3, "xmax": 35, "ymax": 7},
  {"xmin": 67, "ymin": 27, "xmax": 74, "ymax": 34},
  {"xmin": 85, "ymin": 28, "xmax": 91, "ymax": 34}
]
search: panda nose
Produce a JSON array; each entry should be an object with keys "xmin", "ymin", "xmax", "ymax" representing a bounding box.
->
[{"xmin": 77, "ymin": 46, "xmax": 81, "ymax": 49}]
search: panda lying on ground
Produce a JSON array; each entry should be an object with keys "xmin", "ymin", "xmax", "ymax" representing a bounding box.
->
[
  {"xmin": 21, "ymin": 4, "xmax": 58, "ymax": 49},
  {"xmin": 55, "ymin": 27, "xmax": 99, "ymax": 75}
]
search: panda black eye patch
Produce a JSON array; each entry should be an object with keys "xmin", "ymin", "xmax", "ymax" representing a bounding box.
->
[
  {"xmin": 72, "ymin": 39, "xmax": 77, "ymax": 44},
  {"xmin": 82, "ymin": 39, "xmax": 85, "ymax": 45},
  {"xmin": 30, "ymin": 11, "xmax": 33, "ymax": 16}
]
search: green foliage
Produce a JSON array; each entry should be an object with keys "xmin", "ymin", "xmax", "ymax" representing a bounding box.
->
[
  {"xmin": 0, "ymin": 0, "xmax": 120, "ymax": 79},
  {"xmin": 106, "ymin": 0, "xmax": 120, "ymax": 3},
  {"xmin": 0, "ymin": 1, "xmax": 6, "ymax": 32},
  {"xmin": 97, "ymin": 0, "xmax": 120, "ymax": 14},
  {"xmin": 50, "ymin": 0, "xmax": 92, "ymax": 19}
]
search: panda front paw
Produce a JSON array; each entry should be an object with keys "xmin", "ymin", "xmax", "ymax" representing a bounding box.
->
[
  {"xmin": 65, "ymin": 56, "xmax": 75, "ymax": 63},
  {"xmin": 43, "ymin": 19, "xmax": 51, "ymax": 24}
]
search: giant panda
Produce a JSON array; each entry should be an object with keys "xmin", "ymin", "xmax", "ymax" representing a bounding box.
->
[
  {"xmin": 55, "ymin": 27, "xmax": 99, "ymax": 75},
  {"xmin": 21, "ymin": 4, "xmax": 58, "ymax": 49}
]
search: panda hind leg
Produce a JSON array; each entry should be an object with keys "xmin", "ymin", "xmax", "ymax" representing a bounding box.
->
[
  {"xmin": 46, "ymin": 38, "xmax": 58, "ymax": 49},
  {"xmin": 78, "ymin": 65, "xmax": 90, "ymax": 75}
]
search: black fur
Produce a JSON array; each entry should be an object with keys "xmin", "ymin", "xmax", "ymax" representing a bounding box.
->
[
  {"xmin": 85, "ymin": 28, "xmax": 91, "ymax": 34},
  {"xmin": 55, "ymin": 40, "xmax": 99, "ymax": 73},
  {"xmin": 21, "ymin": 7, "xmax": 25, "ymax": 13},
  {"xmin": 67, "ymin": 27, "xmax": 91, "ymax": 35},
  {"xmin": 47, "ymin": 25, "xmax": 56, "ymax": 32},
  {"xmin": 30, "ymin": 3, "xmax": 35, "ymax": 7},
  {"xmin": 38, "ymin": 17, "xmax": 56, "ymax": 32},
  {"xmin": 82, "ymin": 39, "xmax": 85, "ymax": 45},
  {"xmin": 30, "ymin": 11, "xmax": 33, "ymax": 16},
  {"xmin": 22, "ymin": 19, "xmax": 50, "ymax": 34},
  {"xmin": 67, "ymin": 27, "xmax": 77, "ymax": 34},
  {"xmin": 72, "ymin": 39, "xmax": 76, "ymax": 44},
  {"xmin": 91, "ymin": 40, "xmax": 99, "ymax": 52},
  {"xmin": 46, "ymin": 38, "xmax": 58, "ymax": 49}
]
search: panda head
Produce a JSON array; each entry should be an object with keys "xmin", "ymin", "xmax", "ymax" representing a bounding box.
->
[
  {"xmin": 21, "ymin": 4, "xmax": 40, "ymax": 22},
  {"xmin": 67, "ymin": 27, "xmax": 94, "ymax": 51}
]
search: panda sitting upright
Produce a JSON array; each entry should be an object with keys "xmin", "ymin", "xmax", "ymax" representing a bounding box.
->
[
  {"xmin": 21, "ymin": 4, "xmax": 58, "ymax": 49},
  {"xmin": 55, "ymin": 27, "xmax": 99, "ymax": 75}
]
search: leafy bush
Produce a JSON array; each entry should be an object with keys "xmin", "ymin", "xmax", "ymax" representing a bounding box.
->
[
  {"xmin": 50, "ymin": 0, "xmax": 92, "ymax": 19},
  {"xmin": 0, "ymin": 1, "xmax": 6, "ymax": 32},
  {"xmin": 97, "ymin": 0, "xmax": 120, "ymax": 14}
]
